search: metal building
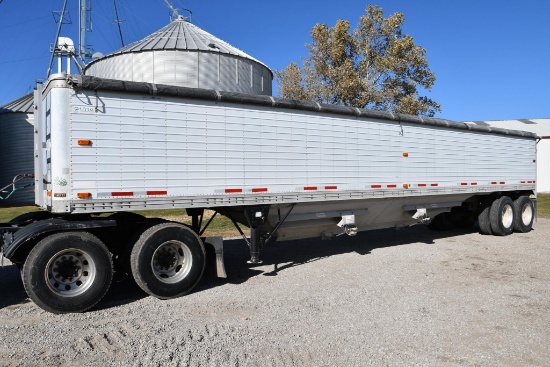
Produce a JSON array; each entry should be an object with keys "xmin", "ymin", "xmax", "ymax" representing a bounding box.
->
[
  {"xmin": 0, "ymin": 93, "xmax": 35, "ymax": 206},
  {"xmin": 84, "ymin": 16, "xmax": 273, "ymax": 95},
  {"xmin": 465, "ymin": 119, "xmax": 550, "ymax": 193}
]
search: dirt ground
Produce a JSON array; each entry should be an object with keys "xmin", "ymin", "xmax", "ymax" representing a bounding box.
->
[{"xmin": 1, "ymin": 219, "xmax": 549, "ymax": 366}]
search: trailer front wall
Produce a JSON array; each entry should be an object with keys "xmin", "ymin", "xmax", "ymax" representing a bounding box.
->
[{"xmin": 58, "ymin": 90, "xmax": 535, "ymax": 211}]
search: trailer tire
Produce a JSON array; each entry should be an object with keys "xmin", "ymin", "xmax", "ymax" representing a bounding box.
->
[
  {"xmin": 489, "ymin": 196, "xmax": 515, "ymax": 236},
  {"xmin": 513, "ymin": 196, "xmax": 534, "ymax": 233},
  {"xmin": 478, "ymin": 204, "xmax": 492, "ymax": 235},
  {"xmin": 130, "ymin": 223, "xmax": 205, "ymax": 299},
  {"xmin": 21, "ymin": 232, "xmax": 113, "ymax": 314}
]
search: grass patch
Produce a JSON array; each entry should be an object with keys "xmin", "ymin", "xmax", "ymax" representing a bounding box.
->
[
  {"xmin": 0, "ymin": 206, "xmax": 41, "ymax": 222},
  {"xmin": 536, "ymin": 193, "xmax": 550, "ymax": 219}
]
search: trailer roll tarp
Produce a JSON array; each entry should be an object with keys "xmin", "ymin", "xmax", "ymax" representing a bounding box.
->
[{"xmin": 73, "ymin": 75, "xmax": 537, "ymax": 139}]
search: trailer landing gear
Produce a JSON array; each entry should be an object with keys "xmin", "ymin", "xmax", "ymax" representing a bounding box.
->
[{"xmin": 244, "ymin": 206, "xmax": 271, "ymax": 264}]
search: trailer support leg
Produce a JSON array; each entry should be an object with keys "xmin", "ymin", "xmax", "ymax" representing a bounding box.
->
[
  {"xmin": 244, "ymin": 206, "xmax": 271, "ymax": 264},
  {"xmin": 186, "ymin": 208, "xmax": 204, "ymax": 234}
]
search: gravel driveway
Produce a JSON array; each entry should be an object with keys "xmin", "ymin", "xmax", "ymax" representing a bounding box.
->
[{"xmin": 1, "ymin": 219, "xmax": 549, "ymax": 366}]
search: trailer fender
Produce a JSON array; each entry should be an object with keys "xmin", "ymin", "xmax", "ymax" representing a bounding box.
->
[{"xmin": 2, "ymin": 218, "xmax": 117, "ymax": 261}]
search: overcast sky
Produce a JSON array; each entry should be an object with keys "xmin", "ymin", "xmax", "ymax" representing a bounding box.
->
[{"xmin": 0, "ymin": 0, "xmax": 548, "ymax": 121}]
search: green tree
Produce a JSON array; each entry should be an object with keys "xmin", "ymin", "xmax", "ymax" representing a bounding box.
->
[{"xmin": 276, "ymin": 5, "xmax": 441, "ymax": 117}]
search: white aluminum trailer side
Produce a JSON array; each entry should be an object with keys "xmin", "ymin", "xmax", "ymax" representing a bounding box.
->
[{"xmin": 1, "ymin": 73, "xmax": 538, "ymax": 313}]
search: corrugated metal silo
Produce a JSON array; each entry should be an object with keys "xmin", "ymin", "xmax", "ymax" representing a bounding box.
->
[
  {"xmin": 84, "ymin": 16, "xmax": 273, "ymax": 95},
  {"xmin": 0, "ymin": 93, "xmax": 35, "ymax": 207}
]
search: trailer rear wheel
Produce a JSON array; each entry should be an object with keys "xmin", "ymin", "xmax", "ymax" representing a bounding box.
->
[
  {"xmin": 478, "ymin": 205, "xmax": 492, "ymax": 235},
  {"xmin": 489, "ymin": 196, "xmax": 515, "ymax": 236},
  {"xmin": 21, "ymin": 232, "xmax": 113, "ymax": 314},
  {"xmin": 130, "ymin": 223, "xmax": 205, "ymax": 299},
  {"xmin": 513, "ymin": 196, "xmax": 534, "ymax": 233}
]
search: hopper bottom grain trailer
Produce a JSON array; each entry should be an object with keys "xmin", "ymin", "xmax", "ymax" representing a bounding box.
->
[{"xmin": 0, "ymin": 74, "xmax": 538, "ymax": 313}]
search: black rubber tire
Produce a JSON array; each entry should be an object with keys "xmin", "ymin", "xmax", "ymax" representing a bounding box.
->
[
  {"xmin": 130, "ymin": 222, "xmax": 205, "ymax": 299},
  {"xmin": 489, "ymin": 196, "xmax": 515, "ymax": 236},
  {"xmin": 513, "ymin": 196, "xmax": 534, "ymax": 233},
  {"xmin": 121, "ymin": 219, "xmax": 166, "ymax": 274},
  {"xmin": 478, "ymin": 204, "xmax": 492, "ymax": 235},
  {"xmin": 21, "ymin": 232, "xmax": 113, "ymax": 314}
]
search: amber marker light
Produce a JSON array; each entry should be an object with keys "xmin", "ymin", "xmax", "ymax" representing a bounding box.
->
[
  {"xmin": 78, "ymin": 139, "xmax": 93, "ymax": 146},
  {"xmin": 77, "ymin": 192, "xmax": 91, "ymax": 199},
  {"xmin": 402, "ymin": 152, "xmax": 409, "ymax": 157}
]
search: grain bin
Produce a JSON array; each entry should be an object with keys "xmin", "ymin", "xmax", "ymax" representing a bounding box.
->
[
  {"xmin": 84, "ymin": 16, "xmax": 273, "ymax": 95},
  {"xmin": 0, "ymin": 93, "xmax": 35, "ymax": 207}
]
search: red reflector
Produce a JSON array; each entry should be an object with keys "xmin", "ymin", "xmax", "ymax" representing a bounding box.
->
[
  {"xmin": 471, "ymin": 183, "xmax": 477, "ymax": 186},
  {"xmin": 499, "ymin": 182, "xmax": 505, "ymax": 185},
  {"xmin": 461, "ymin": 182, "xmax": 468, "ymax": 186},
  {"xmin": 371, "ymin": 185, "xmax": 382, "ymax": 189},
  {"xmin": 491, "ymin": 182, "xmax": 497, "ymax": 185},
  {"xmin": 521, "ymin": 181, "xmax": 526, "ymax": 183},
  {"xmin": 431, "ymin": 183, "xmax": 439, "ymax": 187},
  {"xmin": 418, "ymin": 184, "xmax": 426, "ymax": 187},
  {"xmin": 147, "ymin": 191, "xmax": 167, "ymax": 196},
  {"xmin": 528, "ymin": 181, "xmax": 533, "ymax": 184},
  {"xmin": 387, "ymin": 184, "xmax": 397, "ymax": 188},
  {"xmin": 533, "ymin": 160, "xmax": 536, "ymax": 163},
  {"xmin": 112, "ymin": 192, "xmax": 133, "ymax": 196},
  {"xmin": 252, "ymin": 188, "xmax": 268, "ymax": 193},
  {"xmin": 325, "ymin": 186, "xmax": 337, "ymax": 190},
  {"xmin": 225, "ymin": 188, "xmax": 242, "ymax": 193},
  {"xmin": 304, "ymin": 186, "xmax": 317, "ymax": 191}
]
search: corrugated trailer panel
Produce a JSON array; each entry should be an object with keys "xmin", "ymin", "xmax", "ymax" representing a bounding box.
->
[{"xmin": 64, "ymin": 89, "xmax": 536, "ymax": 209}]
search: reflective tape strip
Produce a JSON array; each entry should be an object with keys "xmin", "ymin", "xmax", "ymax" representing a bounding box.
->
[
  {"xmin": 304, "ymin": 186, "xmax": 317, "ymax": 191},
  {"xmin": 252, "ymin": 188, "xmax": 268, "ymax": 193},
  {"xmin": 371, "ymin": 185, "xmax": 382, "ymax": 189},
  {"xmin": 225, "ymin": 188, "xmax": 243, "ymax": 193},
  {"xmin": 418, "ymin": 184, "xmax": 426, "ymax": 187},
  {"xmin": 325, "ymin": 186, "xmax": 337, "ymax": 190},
  {"xmin": 96, "ymin": 190, "xmax": 168, "ymax": 198},
  {"xmin": 147, "ymin": 190, "xmax": 167, "ymax": 195},
  {"xmin": 387, "ymin": 184, "xmax": 397, "ymax": 188},
  {"xmin": 431, "ymin": 183, "xmax": 439, "ymax": 187}
]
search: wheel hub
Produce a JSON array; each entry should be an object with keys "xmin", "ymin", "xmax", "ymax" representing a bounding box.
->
[
  {"xmin": 45, "ymin": 249, "xmax": 95, "ymax": 296},
  {"xmin": 151, "ymin": 241, "xmax": 193, "ymax": 284},
  {"xmin": 54, "ymin": 256, "xmax": 81, "ymax": 282},
  {"xmin": 155, "ymin": 248, "xmax": 178, "ymax": 270}
]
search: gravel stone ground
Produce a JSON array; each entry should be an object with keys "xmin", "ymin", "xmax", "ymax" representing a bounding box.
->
[{"xmin": 1, "ymin": 219, "xmax": 549, "ymax": 367}]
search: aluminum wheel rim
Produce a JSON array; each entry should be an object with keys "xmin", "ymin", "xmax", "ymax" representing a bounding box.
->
[
  {"xmin": 502, "ymin": 204, "xmax": 514, "ymax": 228},
  {"xmin": 151, "ymin": 240, "xmax": 193, "ymax": 284},
  {"xmin": 45, "ymin": 248, "xmax": 96, "ymax": 297},
  {"xmin": 522, "ymin": 203, "xmax": 533, "ymax": 225}
]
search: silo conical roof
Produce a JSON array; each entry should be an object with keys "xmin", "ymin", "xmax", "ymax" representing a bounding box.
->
[
  {"xmin": 108, "ymin": 16, "xmax": 270, "ymax": 69},
  {"xmin": 84, "ymin": 17, "xmax": 272, "ymax": 95},
  {"xmin": 0, "ymin": 93, "xmax": 34, "ymax": 114}
]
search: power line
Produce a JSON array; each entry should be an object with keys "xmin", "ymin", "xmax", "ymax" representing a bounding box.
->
[
  {"xmin": 113, "ymin": 0, "xmax": 124, "ymax": 47},
  {"xmin": 0, "ymin": 55, "xmax": 49, "ymax": 65}
]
